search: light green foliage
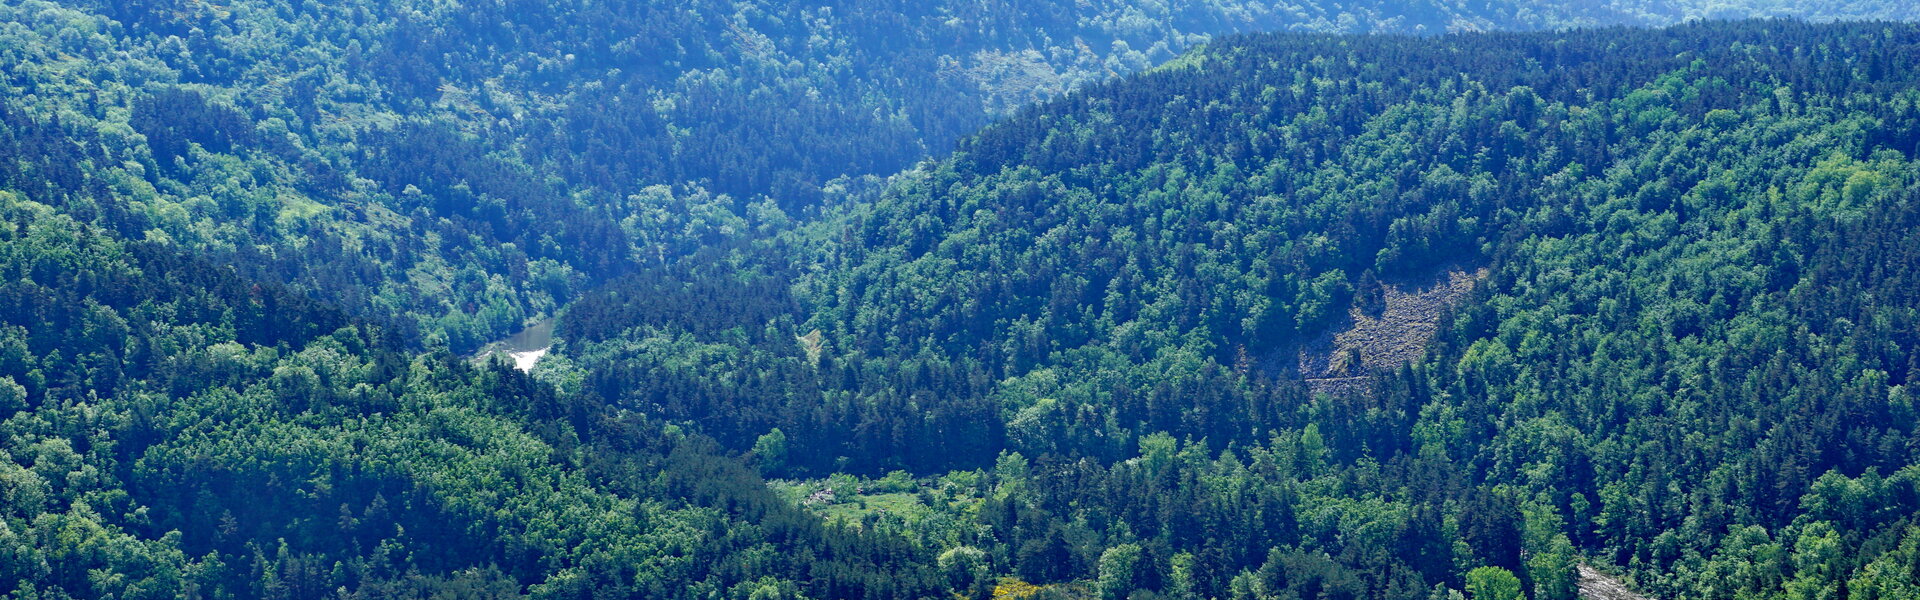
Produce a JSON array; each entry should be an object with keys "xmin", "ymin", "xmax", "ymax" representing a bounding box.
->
[
  {"xmin": 940, "ymin": 545, "xmax": 991, "ymax": 593},
  {"xmin": 754, "ymin": 428, "xmax": 789, "ymax": 475},
  {"xmin": 1167, "ymin": 552, "xmax": 1199, "ymax": 600},
  {"xmin": 1138, "ymin": 432, "xmax": 1178, "ymax": 475},
  {"xmin": 0, "ymin": 377, "xmax": 24, "ymax": 414},
  {"xmin": 1521, "ymin": 500, "xmax": 1578, "ymax": 600},
  {"xmin": 1465, "ymin": 566, "xmax": 1523, "ymax": 600},
  {"xmin": 826, "ymin": 473, "xmax": 861, "ymax": 503},
  {"xmin": 1098, "ymin": 543, "xmax": 1143, "ymax": 600}
]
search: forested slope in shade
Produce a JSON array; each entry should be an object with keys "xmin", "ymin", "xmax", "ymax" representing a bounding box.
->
[
  {"xmin": 561, "ymin": 20, "xmax": 1920, "ymax": 599},
  {"xmin": 0, "ymin": 192, "xmax": 959, "ymax": 598},
  {"xmin": 6, "ymin": 0, "xmax": 1916, "ymax": 356}
]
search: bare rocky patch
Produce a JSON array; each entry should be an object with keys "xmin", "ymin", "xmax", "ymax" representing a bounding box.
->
[
  {"xmin": 1266, "ymin": 267, "xmax": 1485, "ymax": 395},
  {"xmin": 1578, "ymin": 564, "xmax": 1654, "ymax": 600},
  {"xmin": 796, "ymin": 329, "xmax": 825, "ymax": 367}
]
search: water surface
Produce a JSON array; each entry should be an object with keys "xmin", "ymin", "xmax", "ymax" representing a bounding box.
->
[{"xmin": 475, "ymin": 318, "xmax": 555, "ymax": 372}]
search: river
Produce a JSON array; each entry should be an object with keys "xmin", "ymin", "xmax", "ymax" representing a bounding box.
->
[{"xmin": 474, "ymin": 318, "xmax": 555, "ymax": 372}]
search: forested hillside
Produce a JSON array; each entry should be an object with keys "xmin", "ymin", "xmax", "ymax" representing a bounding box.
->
[
  {"xmin": 6, "ymin": 0, "xmax": 1913, "ymax": 357},
  {"xmin": 0, "ymin": 191, "xmax": 962, "ymax": 598},
  {"xmin": 8, "ymin": 0, "xmax": 1920, "ymax": 597},
  {"xmin": 561, "ymin": 20, "xmax": 1920, "ymax": 599}
]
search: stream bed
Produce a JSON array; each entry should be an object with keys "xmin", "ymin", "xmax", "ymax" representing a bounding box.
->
[{"xmin": 474, "ymin": 318, "xmax": 555, "ymax": 372}]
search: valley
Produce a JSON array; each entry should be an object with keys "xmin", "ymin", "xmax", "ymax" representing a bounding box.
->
[
  {"xmin": 475, "ymin": 318, "xmax": 557, "ymax": 372},
  {"xmin": 2, "ymin": 3, "xmax": 1919, "ymax": 599}
]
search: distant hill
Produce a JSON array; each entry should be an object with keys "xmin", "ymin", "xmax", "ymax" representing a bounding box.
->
[{"xmin": 6, "ymin": 0, "xmax": 1914, "ymax": 355}]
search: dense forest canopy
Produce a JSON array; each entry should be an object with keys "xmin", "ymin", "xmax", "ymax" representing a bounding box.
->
[
  {"xmin": 5, "ymin": 0, "xmax": 1916, "ymax": 356},
  {"xmin": 562, "ymin": 18, "xmax": 1920, "ymax": 600},
  {"xmin": 5, "ymin": 0, "xmax": 1920, "ymax": 599}
]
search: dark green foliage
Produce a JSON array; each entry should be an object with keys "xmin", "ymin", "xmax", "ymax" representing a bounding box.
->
[
  {"xmin": 561, "ymin": 19, "xmax": 1920, "ymax": 599},
  {"xmin": 131, "ymin": 87, "xmax": 256, "ymax": 165},
  {"xmin": 7, "ymin": 0, "xmax": 1899, "ymax": 359},
  {"xmin": 8, "ymin": 1, "xmax": 1920, "ymax": 598},
  {"xmin": 2, "ymin": 0, "xmax": 1678, "ymax": 358},
  {"xmin": 0, "ymin": 194, "xmax": 949, "ymax": 598}
]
